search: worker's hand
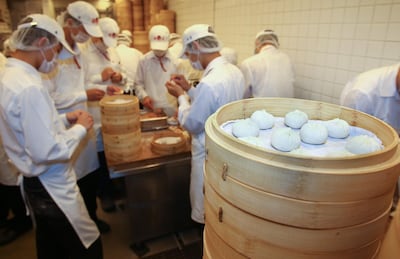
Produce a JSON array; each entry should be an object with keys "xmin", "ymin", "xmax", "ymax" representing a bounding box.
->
[
  {"xmin": 110, "ymin": 72, "xmax": 123, "ymax": 83},
  {"xmin": 170, "ymin": 74, "xmax": 191, "ymax": 91},
  {"xmin": 76, "ymin": 111, "xmax": 94, "ymax": 131},
  {"xmin": 66, "ymin": 109, "xmax": 83, "ymax": 124},
  {"xmin": 101, "ymin": 67, "xmax": 115, "ymax": 82},
  {"xmin": 165, "ymin": 80, "xmax": 185, "ymax": 97},
  {"xmin": 142, "ymin": 96, "xmax": 154, "ymax": 111},
  {"xmin": 106, "ymin": 85, "xmax": 122, "ymax": 95},
  {"xmin": 86, "ymin": 88, "xmax": 106, "ymax": 101}
]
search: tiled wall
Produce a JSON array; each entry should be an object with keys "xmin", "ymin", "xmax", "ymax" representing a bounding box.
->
[{"xmin": 168, "ymin": 0, "xmax": 400, "ymax": 104}]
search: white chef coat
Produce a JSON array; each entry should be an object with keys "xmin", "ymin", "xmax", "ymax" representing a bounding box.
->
[
  {"xmin": 80, "ymin": 40, "xmax": 127, "ymax": 151},
  {"xmin": 240, "ymin": 45, "xmax": 295, "ymax": 98},
  {"xmin": 134, "ymin": 51, "xmax": 179, "ymax": 116},
  {"xmin": 0, "ymin": 52, "xmax": 6, "ymax": 68},
  {"xmin": 42, "ymin": 45, "xmax": 99, "ymax": 180},
  {"xmin": 0, "ymin": 58, "xmax": 99, "ymax": 248},
  {"xmin": 340, "ymin": 63, "xmax": 400, "ymax": 134},
  {"xmin": 115, "ymin": 44, "xmax": 143, "ymax": 88},
  {"xmin": 177, "ymin": 56, "xmax": 245, "ymax": 223}
]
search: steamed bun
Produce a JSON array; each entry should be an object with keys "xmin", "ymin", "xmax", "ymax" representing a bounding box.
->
[
  {"xmin": 326, "ymin": 118, "xmax": 350, "ymax": 139},
  {"xmin": 250, "ymin": 110, "xmax": 275, "ymax": 130},
  {"xmin": 271, "ymin": 127, "xmax": 301, "ymax": 152},
  {"xmin": 300, "ymin": 122, "xmax": 328, "ymax": 145},
  {"xmin": 345, "ymin": 135, "xmax": 382, "ymax": 155},
  {"xmin": 285, "ymin": 110, "xmax": 308, "ymax": 129},
  {"xmin": 232, "ymin": 119, "xmax": 260, "ymax": 138}
]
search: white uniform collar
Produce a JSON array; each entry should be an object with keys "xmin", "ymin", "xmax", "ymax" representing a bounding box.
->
[
  {"xmin": 259, "ymin": 44, "xmax": 276, "ymax": 53},
  {"xmin": 7, "ymin": 58, "xmax": 40, "ymax": 75},
  {"xmin": 203, "ymin": 56, "xmax": 226, "ymax": 78}
]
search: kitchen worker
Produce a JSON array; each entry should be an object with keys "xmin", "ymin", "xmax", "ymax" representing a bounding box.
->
[
  {"xmin": 0, "ymin": 13, "xmax": 102, "ymax": 258},
  {"xmin": 80, "ymin": 17, "xmax": 123, "ymax": 214},
  {"xmin": 240, "ymin": 29, "xmax": 295, "ymax": 98},
  {"xmin": 340, "ymin": 63, "xmax": 400, "ymax": 210},
  {"xmin": 165, "ymin": 24, "xmax": 245, "ymax": 225},
  {"xmin": 115, "ymin": 29, "xmax": 143, "ymax": 93},
  {"xmin": 43, "ymin": 1, "xmax": 111, "ymax": 233},
  {"xmin": 134, "ymin": 25, "xmax": 179, "ymax": 116},
  {"xmin": 220, "ymin": 47, "xmax": 238, "ymax": 65}
]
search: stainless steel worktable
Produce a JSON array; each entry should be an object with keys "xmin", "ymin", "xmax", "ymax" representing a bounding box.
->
[{"xmin": 107, "ymin": 129, "xmax": 195, "ymax": 246}]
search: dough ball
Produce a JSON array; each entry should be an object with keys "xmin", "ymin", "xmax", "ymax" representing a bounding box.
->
[
  {"xmin": 250, "ymin": 110, "xmax": 275, "ymax": 130},
  {"xmin": 238, "ymin": 136, "xmax": 264, "ymax": 147},
  {"xmin": 271, "ymin": 127, "xmax": 301, "ymax": 152},
  {"xmin": 326, "ymin": 118, "xmax": 350, "ymax": 139},
  {"xmin": 345, "ymin": 135, "xmax": 382, "ymax": 155},
  {"xmin": 285, "ymin": 110, "xmax": 308, "ymax": 129},
  {"xmin": 300, "ymin": 122, "xmax": 328, "ymax": 145},
  {"xmin": 232, "ymin": 119, "xmax": 260, "ymax": 138}
]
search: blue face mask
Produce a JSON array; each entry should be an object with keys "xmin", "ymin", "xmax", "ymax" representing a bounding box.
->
[{"xmin": 38, "ymin": 48, "xmax": 57, "ymax": 73}]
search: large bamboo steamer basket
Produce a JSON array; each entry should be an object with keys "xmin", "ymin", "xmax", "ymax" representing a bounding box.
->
[
  {"xmin": 204, "ymin": 97, "xmax": 400, "ymax": 258},
  {"xmin": 204, "ymin": 182, "xmax": 387, "ymax": 257},
  {"xmin": 203, "ymin": 217, "xmax": 381, "ymax": 259},
  {"xmin": 376, "ymin": 201, "xmax": 400, "ymax": 259},
  {"xmin": 205, "ymin": 167, "xmax": 394, "ymax": 229},
  {"xmin": 205, "ymin": 98, "xmax": 400, "ymax": 202},
  {"xmin": 100, "ymin": 95, "xmax": 141, "ymax": 166},
  {"xmin": 133, "ymin": 30, "xmax": 150, "ymax": 54},
  {"xmin": 157, "ymin": 9, "xmax": 175, "ymax": 33},
  {"xmin": 143, "ymin": 0, "xmax": 151, "ymax": 29},
  {"xmin": 132, "ymin": 0, "xmax": 144, "ymax": 31},
  {"xmin": 114, "ymin": 0, "xmax": 133, "ymax": 31}
]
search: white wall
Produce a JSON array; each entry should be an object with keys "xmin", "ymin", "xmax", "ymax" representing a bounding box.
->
[{"xmin": 168, "ymin": 0, "xmax": 400, "ymax": 104}]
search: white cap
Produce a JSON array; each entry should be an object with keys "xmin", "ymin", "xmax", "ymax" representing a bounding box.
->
[
  {"xmin": 67, "ymin": 1, "xmax": 102, "ymax": 37},
  {"xmin": 179, "ymin": 24, "xmax": 217, "ymax": 57},
  {"xmin": 99, "ymin": 17, "xmax": 120, "ymax": 48},
  {"xmin": 14, "ymin": 14, "xmax": 75, "ymax": 55},
  {"xmin": 149, "ymin": 25, "xmax": 170, "ymax": 51}
]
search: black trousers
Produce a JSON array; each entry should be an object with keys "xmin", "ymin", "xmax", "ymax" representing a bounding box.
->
[
  {"xmin": 23, "ymin": 176, "xmax": 103, "ymax": 259},
  {"xmin": 96, "ymin": 151, "xmax": 114, "ymax": 200},
  {"xmin": 0, "ymin": 184, "xmax": 27, "ymax": 224}
]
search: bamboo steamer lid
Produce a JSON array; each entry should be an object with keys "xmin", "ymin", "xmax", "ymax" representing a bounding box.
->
[
  {"xmin": 114, "ymin": 0, "xmax": 133, "ymax": 31},
  {"xmin": 100, "ymin": 95, "xmax": 141, "ymax": 166},
  {"xmin": 133, "ymin": 30, "xmax": 149, "ymax": 54}
]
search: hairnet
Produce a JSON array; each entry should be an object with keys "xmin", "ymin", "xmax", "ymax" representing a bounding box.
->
[
  {"xmin": 186, "ymin": 36, "xmax": 221, "ymax": 54},
  {"xmin": 255, "ymin": 29, "xmax": 279, "ymax": 48}
]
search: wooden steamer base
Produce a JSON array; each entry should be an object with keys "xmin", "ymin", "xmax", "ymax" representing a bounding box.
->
[{"xmin": 204, "ymin": 98, "xmax": 400, "ymax": 258}]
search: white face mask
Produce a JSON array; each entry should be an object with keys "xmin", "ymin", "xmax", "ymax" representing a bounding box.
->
[
  {"xmin": 153, "ymin": 50, "xmax": 166, "ymax": 57},
  {"xmin": 38, "ymin": 48, "xmax": 57, "ymax": 73},
  {"xmin": 71, "ymin": 31, "xmax": 90, "ymax": 43},
  {"xmin": 190, "ymin": 51, "xmax": 204, "ymax": 71}
]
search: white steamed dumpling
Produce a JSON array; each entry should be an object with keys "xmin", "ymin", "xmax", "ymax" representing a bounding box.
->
[
  {"xmin": 271, "ymin": 127, "xmax": 301, "ymax": 152},
  {"xmin": 345, "ymin": 135, "xmax": 382, "ymax": 155},
  {"xmin": 250, "ymin": 109, "xmax": 275, "ymax": 130},
  {"xmin": 285, "ymin": 109, "xmax": 308, "ymax": 129},
  {"xmin": 326, "ymin": 118, "xmax": 350, "ymax": 139},
  {"xmin": 232, "ymin": 119, "xmax": 260, "ymax": 138},
  {"xmin": 300, "ymin": 122, "xmax": 328, "ymax": 145}
]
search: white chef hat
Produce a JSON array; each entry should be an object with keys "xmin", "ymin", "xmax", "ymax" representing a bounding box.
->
[
  {"xmin": 99, "ymin": 17, "xmax": 120, "ymax": 48},
  {"xmin": 67, "ymin": 1, "xmax": 102, "ymax": 37},
  {"xmin": 149, "ymin": 25, "xmax": 170, "ymax": 51},
  {"xmin": 9, "ymin": 13, "xmax": 75, "ymax": 54}
]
